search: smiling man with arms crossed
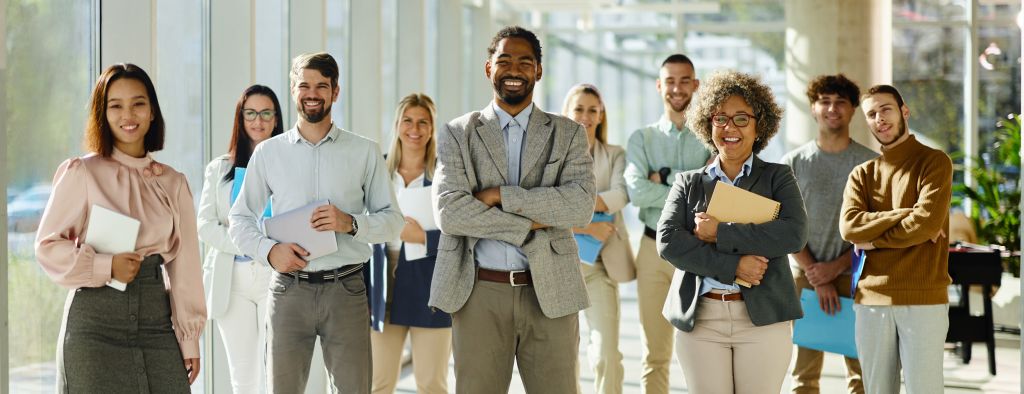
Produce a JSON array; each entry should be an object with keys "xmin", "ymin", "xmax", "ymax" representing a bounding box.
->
[
  {"xmin": 839, "ymin": 84, "xmax": 952, "ymax": 394},
  {"xmin": 429, "ymin": 26, "xmax": 595, "ymax": 394}
]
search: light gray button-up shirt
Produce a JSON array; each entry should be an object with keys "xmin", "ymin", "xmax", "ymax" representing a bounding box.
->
[
  {"xmin": 229, "ymin": 124, "xmax": 404, "ymax": 272},
  {"xmin": 474, "ymin": 102, "xmax": 532, "ymax": 271}
]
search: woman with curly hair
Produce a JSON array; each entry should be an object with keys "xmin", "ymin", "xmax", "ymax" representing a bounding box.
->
[{"xmin": 655, "ymin": 70, "xmax": 807, "ymax": 393}]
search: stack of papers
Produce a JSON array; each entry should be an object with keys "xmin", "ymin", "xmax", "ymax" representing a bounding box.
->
[{"xmin": 397, "ymin": 187, "xmax": 436, "ymax": 260}]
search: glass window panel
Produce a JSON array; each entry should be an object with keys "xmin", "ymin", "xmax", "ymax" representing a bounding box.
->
[
  {"xmin": 5, "ymin": 1, "xmax": 95, "ymax": 392},
  {"xmin": 325, "ymin": 0, "xmax": 351, "ymax": 129},
  {"xmin": 154, "ymin": 0, "xmax": 204, "ymax": 194},
  {"xmin": 683, "ymin": 0, "xmax": 784, "ymax": 24},
  {"xmin": 894, "ymin": 0, "xmax": 969, "ymax": 23},
  {"xmin": 254, "ymin": 0, "xmax": 290, "ymax": 127},
  {"xmin": 977, "ymin": 22, "xmax": 1021, "ymax": 151},
  {"xmin": 154, "ymin": 1, "xmax": 205, "ymax": 391},
  {"xmin": 892, "ymin": 25, "xmax": 966, "ymax": 157}
]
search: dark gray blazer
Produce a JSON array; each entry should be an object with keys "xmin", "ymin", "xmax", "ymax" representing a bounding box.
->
[{"xmin": 657, "ymin": 156, "xmax": 807, "ymax": 332}]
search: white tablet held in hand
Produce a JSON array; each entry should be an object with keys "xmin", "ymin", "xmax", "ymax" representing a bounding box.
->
[{"xmin": 264, "ymin": 199, "xmax": 340, "ymax": 261}]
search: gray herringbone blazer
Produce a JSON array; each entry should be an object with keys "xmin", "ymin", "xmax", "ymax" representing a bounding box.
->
[{"xmin": 429, "ymin": 103, "xmax": 596, "ymax": 319}]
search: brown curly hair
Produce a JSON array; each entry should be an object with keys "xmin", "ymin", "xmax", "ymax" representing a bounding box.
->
[
  {"xmin": 805, "ymin": 74, "xmax": 861, "ymax": 107},
  {"xmin": 686, "ymin": 70, "xmax": 782, "ymax": 155}
]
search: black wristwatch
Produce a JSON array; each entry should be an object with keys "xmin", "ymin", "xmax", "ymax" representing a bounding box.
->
[
  {"xmin": 659, "ymin": 167, "xmax": 672, "ymax": 186},
  {"xmin": 347, "ymin": 217, "xmax": 359, "ymax": 236}
]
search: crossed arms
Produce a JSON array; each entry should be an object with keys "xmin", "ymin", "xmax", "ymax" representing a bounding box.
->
[
  {"xmin": 839, "ymin": 154, "xmax": 952, "ymax": 250},
  {"xmin": 432, "ymin": 121, "xmax": 596, "ymax": 245}
]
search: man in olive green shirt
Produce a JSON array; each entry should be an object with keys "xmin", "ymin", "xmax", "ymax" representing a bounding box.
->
[{"xmin": 624, "ymin": 54, "xmax": 710, "ymax": 394}]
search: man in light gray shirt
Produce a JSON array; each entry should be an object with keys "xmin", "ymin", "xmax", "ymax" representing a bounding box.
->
[
  {"xmin": 229, "ymin": 52, "xmax": 403, "ymax": 394},
  {"xmin": 780, "ymin": 74, "xmax": 876, "ymax": 394}
]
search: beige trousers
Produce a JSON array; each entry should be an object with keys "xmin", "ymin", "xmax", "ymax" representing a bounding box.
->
[
  {"xmin": 674, "ymin": 297, "xmax": 793, "ymax": 394},
  {"xmin": 452, "ymin": 280, "xmax": 580, "ymax": 394},
  {"xmin": 370, "ymin": 317, "xmax": 452, "ymax": 394},
  {"xmin": 581, "ymin": 261, "xmax": 624, "ymax": 394},
  {"xmin": 635, "ymin": 235, "xmax": 676, "ymax": 394}
]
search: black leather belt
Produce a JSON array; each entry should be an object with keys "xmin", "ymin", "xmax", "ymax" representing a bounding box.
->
[
  {"xmin": 644, "ymin": 226, "xmax": 657, "ymax": 240},
  {"xmin": 294, "ymin": 263, "xmax": 364, "ymax": 284}
]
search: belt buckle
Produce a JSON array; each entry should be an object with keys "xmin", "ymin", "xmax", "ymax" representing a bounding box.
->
[{"xmin": 509, "ymin": 270, "xmax": 526, "ymax": 287}]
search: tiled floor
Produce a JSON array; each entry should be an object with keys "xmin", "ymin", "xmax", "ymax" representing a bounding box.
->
[{"xmin": 396, "ymin": 284, "xmax": 1021, "ymax": 393}]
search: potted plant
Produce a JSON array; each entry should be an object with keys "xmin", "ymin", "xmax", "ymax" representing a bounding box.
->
[{"xmin": 954, "ymin": 113, "xmax": 1021, "ymax": 277}]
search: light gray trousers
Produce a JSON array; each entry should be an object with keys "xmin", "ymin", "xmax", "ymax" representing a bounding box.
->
[{"xmin": 854, "ymin": 304, "xmax": 949, "ymax": 394}]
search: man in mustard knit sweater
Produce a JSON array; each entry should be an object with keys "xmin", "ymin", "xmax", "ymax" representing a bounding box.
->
[{"xmin": 839, "ymin": 84, "xmax": 952, "ymax": 394}]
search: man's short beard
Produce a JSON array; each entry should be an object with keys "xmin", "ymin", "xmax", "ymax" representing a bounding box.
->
[
  {"xmin": 667, "ymin": 96, "xmax": 690, "ymax": 113},
  {"xmin": 297, "ymin": 102, "xmax": 331, "ymax": 123},
  {"xmin": 874, "ymin": 113, "xmax": 909, "ymax": 146},
  {"xmin": 494, "ymin": 78, "xmax": 533, "ymax": 106}
]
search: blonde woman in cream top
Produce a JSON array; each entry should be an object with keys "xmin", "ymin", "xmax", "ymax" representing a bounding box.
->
[
  {"xmin": 35, "ymin": 64, "xmax": 205, "ymax": 392},
  {"xmin": 563, "ymin": 83, "xmax": 634, "ymax": 394}
]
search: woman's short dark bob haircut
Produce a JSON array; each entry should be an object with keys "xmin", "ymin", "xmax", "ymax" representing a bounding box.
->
[
  {"xmin": 686, "ymin": 70, "xmax": 782, "ymax": 155},
  {"xmin": 84, "ymin": 63, "xmax": 165, "ymax": 157}
]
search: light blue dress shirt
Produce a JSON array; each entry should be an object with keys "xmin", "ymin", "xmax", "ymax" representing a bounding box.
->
[
  {"xmin": 699, "ymin": 153, "xmax": 754, "ymax": 295},
  {"xmin": 474, "ymin": 102, "xmax": 533, "ymax": 271}
]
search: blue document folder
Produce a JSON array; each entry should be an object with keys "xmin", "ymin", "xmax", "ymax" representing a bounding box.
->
[
  {"xmin": 793, "ymin": 288, "xmax": 858, "ymax": 359},
  {"xmin": 575, "ymin": 213, "xmax": 613, "ymax": 265},
  {"xmin": 851, "ymin": 248, "xmax": 866, "ymax": 295},
  {"xmin": 232, "ymin": 167, "xmax": 271, "ymax": 217}
]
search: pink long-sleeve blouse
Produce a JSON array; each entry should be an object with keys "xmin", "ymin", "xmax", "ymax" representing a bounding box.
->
[{"xmin": 34, "ymin": 147, "xmax": 207, "ymax": 359}]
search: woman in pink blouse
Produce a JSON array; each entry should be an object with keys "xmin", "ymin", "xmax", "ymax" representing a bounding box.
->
[{"xmin": 34, "ymin": 63, "xmax": 206, "ymax": 392}]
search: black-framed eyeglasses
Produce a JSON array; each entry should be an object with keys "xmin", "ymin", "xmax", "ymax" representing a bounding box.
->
[
  {"xmin": 711, "ymin": 113, "xmax": 756, "ymax": 128},
  {"xmin": 243, "ymin": 109, "xmax": 276, "ymax": 121}
]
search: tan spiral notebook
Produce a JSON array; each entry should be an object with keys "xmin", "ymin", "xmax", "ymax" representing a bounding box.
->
[{"xmin": 705, "ymin": 181, "xmax": 781, "ymax": 287}]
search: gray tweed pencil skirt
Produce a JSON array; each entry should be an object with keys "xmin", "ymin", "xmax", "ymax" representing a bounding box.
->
[{"xmin": 56, "ymin": 255, "xmax": 190, "ymax": 393}]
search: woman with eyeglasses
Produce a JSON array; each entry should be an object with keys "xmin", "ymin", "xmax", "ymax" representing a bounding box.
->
[
  {"xmin": 656, "ymin": 70, "xmax": 807, "ymax": 393},
  {"xmin": 561, "ymin": 83, "xmax": 633, "ymax": 394},
  {"xmin": 369, "ymin": 93, "xmax": 451, "ymax": 394},
  {"xmin": 35, "ymin": 63, "xmax": 205, "ymax": 391},
  {"xmin": 197, "ymin": 85, "xmax": 284, "ymax": 393}
]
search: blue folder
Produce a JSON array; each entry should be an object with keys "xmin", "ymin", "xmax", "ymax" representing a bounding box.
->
[
  {"xmin": 793, "ymin": 288, "xmax": 858, "ymax": 359},
  {"xmin": 231, "ymin": 167, "xmax": 271, "ymax": 217},
  {"xmin": 575, "ymin": 213, "xmax": 613, "ymax": 265}
]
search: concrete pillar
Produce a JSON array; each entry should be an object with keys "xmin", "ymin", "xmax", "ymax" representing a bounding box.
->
[{"xmin": 784, "ymin": 0, "xmax": 891, "ymax": 150}]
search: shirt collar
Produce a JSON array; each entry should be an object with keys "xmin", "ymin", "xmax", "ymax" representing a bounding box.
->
[
  {"xmin": 657, "ymin": 115, "xmax": 685, "ymax": 135},
  {"xmin": 286, "ymin": 123, "xmax": 341, "ymax": 145},
  {"xmin": 492, "ymin": 101, "xmax": 533, "ymax": 132},
  {"xmin": 705, "ymin": 154, "xmax": 754, "ymax": 183}
]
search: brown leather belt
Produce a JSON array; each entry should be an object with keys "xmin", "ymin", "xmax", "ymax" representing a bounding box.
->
[
  {"xmin": 477, "ymin": 268, "xmax": 532, "ymax": 287},
  {"xmin": 702, "ymin": 292, "xmax": 744, "ymax": 301}
]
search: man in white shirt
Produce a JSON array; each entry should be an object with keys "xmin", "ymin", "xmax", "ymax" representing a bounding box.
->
[{"xmin": 229, "ymin": 52, "xmax": 403, "ymax": 394}]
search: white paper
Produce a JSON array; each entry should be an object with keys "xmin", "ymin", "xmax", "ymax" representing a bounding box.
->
[
  {"xmin": 84, "ymin": 205, "xmax": 140, "ymax": 291},
  {"xmin": 397, "ymin": 187, "xmax": 437, "ymax": 260}
]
